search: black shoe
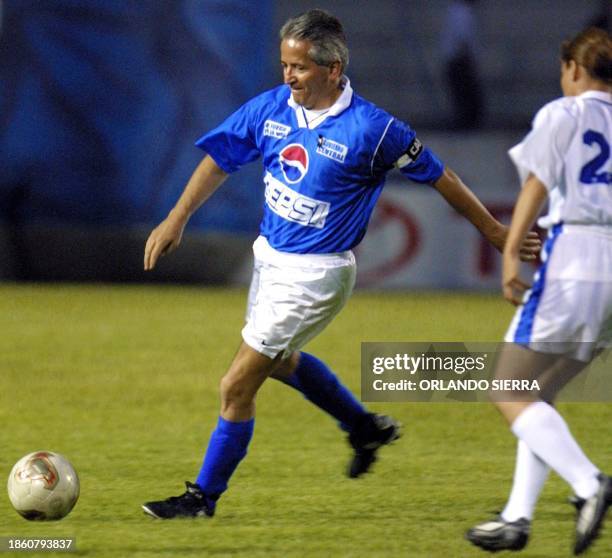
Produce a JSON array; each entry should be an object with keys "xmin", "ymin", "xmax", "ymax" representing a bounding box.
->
[
  {"xmin": 569, "ymin": 494, "xmax": 586, "ymax": 513},
  {"xmin": 347, "ymin": 414, "xmax": 400, "ymax": 478},
  {"xmin": 142, "ymin": 481, "xmax": 216, "ymax": 519},
  {"xmin": 466, "ymin": 516, "xmax": 530, "ymax": 552},
  {"xmin": 574, "ymin": 474, "xmax": 612, "ymax": 555}
]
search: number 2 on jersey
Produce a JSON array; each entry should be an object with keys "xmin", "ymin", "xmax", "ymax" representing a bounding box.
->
[{"xmin": 580, "ymin": 130, "xmax": 612, "ymax": 185}]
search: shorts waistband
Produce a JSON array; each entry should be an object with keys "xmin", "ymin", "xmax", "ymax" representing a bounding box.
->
[
  {"xmin": 253, "ymin": 236, "xmax": 356, "ymax": 268},
  {"xmin": 560, "ymin": 224, "xmax": 612, "ymax": 237}
]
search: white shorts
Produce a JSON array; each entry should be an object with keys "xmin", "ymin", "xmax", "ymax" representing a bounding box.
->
[
  {"xmin": 241, "ymin": 236, "xmax": 356, "ymax": 359},
  {"xmin": 505, "ymin": 224, "xmax": 612, "ymax": 361}
]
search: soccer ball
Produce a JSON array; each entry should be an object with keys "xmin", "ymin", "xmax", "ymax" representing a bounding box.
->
[{"xmin": 7, "ymin": 451, "xmax": 80, "ymax": 520}]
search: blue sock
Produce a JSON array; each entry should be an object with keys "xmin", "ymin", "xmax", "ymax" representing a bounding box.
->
[
  {"xmin": 281, "ymin": 352, "xmax": 367, "ymax": 431},
  {"xmin": 195, "ymin": 416, "xmax": 254, "ymax": 498}
]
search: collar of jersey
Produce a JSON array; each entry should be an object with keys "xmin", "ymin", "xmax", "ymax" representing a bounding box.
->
[
  {"xmin": 287, "ymin": 76, "xmax": 353, "ymax": 129},
  {"xmin": 579, "ymin": 90, "xmax": 612, "ymax": 104}
]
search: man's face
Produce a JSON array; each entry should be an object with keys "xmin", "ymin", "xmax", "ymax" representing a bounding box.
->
[{"xmin": 280, "ymin": 38, "xmax": 338, "ymax": 110}]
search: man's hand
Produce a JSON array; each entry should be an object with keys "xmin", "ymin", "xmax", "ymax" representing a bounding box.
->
[
  {"xmin": 488, "ymin": 224, "xmax": 542, "ymax": 262},
  {"xmin": 142, "ymin": 155, "xmax": 229, "ymax": 271},
  {"xmin": 144, "ymin": 212, "xmax": 187, "ymax": 271}
]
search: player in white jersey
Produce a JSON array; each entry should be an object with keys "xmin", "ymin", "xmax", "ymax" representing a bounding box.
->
[
  {"xmin": 467, "ymin": 28, "xmax": 612, "ymax": 555},
  {"xmin": 140, "ymin": 10, "xmax": 539, "ymax": 520}
]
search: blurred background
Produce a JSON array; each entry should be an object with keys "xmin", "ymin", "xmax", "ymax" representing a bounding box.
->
[{"xmin": 0, "ymin": 0, "xmax": 609, "ymax": 288}]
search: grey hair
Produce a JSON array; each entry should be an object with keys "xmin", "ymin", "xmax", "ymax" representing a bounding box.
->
[{"xmin": 279, "ymin": 9, "xmax": 349, "ymax": 72}]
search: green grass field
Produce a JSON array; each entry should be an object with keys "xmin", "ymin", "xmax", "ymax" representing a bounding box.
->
[{"xmin": 1, "ymin": 284, "xmax": 610, "ymax": 557}]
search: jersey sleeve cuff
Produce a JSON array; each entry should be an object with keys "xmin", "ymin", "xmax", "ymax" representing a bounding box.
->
[{"xmin": 195, "ymin": 139, "xmax": 238, "ymax": 174}]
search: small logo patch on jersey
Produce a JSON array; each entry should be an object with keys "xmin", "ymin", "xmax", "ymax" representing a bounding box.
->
[
  {"xmin": 316, "ymin": 136, "xmax": 348, "ymax": 163},
  {"xmin": 279, "ymin": 143, "xmax": 309, "ymax": 183},
  {"xmin": 263, "ymin": 120, "xmax": 291, "ymax": 139},
  {"xmin": 395, "ymin": 137, "xmax": 424, "ymax": 168}
]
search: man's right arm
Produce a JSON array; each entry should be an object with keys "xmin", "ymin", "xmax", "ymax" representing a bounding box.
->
[{"xmin": 144, "ymin": 155, "xmax": 228, "ymax": 270}]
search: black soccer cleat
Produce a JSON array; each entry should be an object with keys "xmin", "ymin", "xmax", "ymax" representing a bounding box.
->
[
  {"xmin": 347, "ymin": 413, "xmax": 400, "ymax": 478},
  {"xmin": 569, "ymin": 494, "xmax": 586, "ymax": 513},
  {"xmin": 466, "ymin": 516, "xmax": 530, "ymax": 552},
  {"xmin": 142, "ymin": 481, "xmax": 217, "ymax": 519},
  {"xmin": 574, "ymin": 473, "xmax": 612, "ymax": 555}
]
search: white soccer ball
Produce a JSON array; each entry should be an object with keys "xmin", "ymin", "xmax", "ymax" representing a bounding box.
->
[{"xmin": 7, "ymin": 451, "xmax": 80, "ymax": 520}]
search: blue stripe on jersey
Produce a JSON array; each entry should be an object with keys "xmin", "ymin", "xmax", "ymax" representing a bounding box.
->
[{"xmin": 513, "ymin": 223, "xmax": 564, "ymax": 344}]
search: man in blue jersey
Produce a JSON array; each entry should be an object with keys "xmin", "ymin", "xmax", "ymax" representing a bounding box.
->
[{"xmin": 142, "ymin": 9, "xmax": 540, "ymax": 519}]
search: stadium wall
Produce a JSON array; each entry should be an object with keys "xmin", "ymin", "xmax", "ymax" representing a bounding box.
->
[{"xmin": 0, "ymin": 0, "xmax": 273, "ymax": 237}]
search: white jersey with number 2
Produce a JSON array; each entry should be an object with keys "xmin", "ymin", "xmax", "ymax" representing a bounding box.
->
[
  {"xmin": 505, "ymin": 91, "xmax": 612, "ymax": 358},
  {"xmin": 509, "ymin": 90, "xmax": 612, "ymax": 228}
]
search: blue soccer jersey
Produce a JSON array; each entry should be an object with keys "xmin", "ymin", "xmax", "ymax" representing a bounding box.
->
[{"xmin": 196, "ymin": 78, "xmax": 444, "ymax": 253}]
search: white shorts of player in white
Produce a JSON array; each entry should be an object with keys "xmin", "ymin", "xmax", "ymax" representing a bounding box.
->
[
  {"xmin": 241, "ymin": 235, "xmax": 357, "ymax": 359},
  {"xmin": 505, "ymin": 224, "xmax": 612, "ymax": 362}
]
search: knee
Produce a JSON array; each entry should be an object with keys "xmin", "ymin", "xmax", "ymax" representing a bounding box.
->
[
  {"xmin": 220, "ymin": 374, "xmax": 253, "ymax": 411},
  {"xmin": 493, "ymin": 400, "xmax": 530, "ymax": 426}
]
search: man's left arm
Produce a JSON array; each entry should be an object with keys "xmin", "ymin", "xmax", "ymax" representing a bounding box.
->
[{"xmin": 433, "ymin": 166, "xmax": 541, "ymax": 260}]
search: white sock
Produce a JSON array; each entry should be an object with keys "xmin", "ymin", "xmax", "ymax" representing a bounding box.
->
[
  {"xmin": 511, "ymin": 401, "xmax": 600, "ymax": 499},
  {"xmin": 501, "ymin": 440, "xmax": 549, "ymax": 521}
]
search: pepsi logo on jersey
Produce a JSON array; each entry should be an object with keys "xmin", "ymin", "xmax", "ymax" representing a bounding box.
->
[{"xmin": 279, "ymin": 143, "xmax": 309, "ymax": 183}]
